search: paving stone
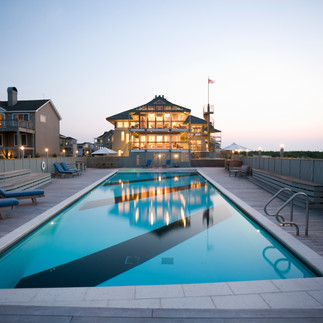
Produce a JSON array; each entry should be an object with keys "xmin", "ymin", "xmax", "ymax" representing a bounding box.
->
[
  {"xmin": 228, "ymin": 280, "xmax": 279, "ymax": 295},
  {"xmin": 85, "ymin": 286, "xmax": 135, "ymax": 300},
  {"xmin": 0, "ymin": 288, "xmax": 39, "ymax": 303},
  {"xmin": 212, "ymin": 294, "xmax": 270, "ymax": 309},
  {"xmin": 135, "ymin": 284, "xmax": 184, "ymax": 299},
  {"xmin": 308, "ymin": 290, "xmax": 323, "ymax": 305},
  {"xmin": 182, "ymin": 282, "xmax": 232, "ymax": 297},
  {"xmin": 33, "ymin": 287, "xmax": 88, "ymax": 302},
  {"xmin": 272, "ymin": 278, "xmax": 323, "ymax": 292},
  {"xmin": 108, "ymin": 298, "xmax": 161, "ymax": 308},
  {"xmin": 161, "ymin": 296, "xmax": 215, "ymax": 309},
  {"xmin": 261, "ymin": 291, "xmax": 322, "ymax": 308}
]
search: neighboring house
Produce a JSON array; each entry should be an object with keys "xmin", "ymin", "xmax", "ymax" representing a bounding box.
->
[
  {"xmin": 60, "ymin": 135, "xmax": 77, "ymax": 157},
  {"xmin": 94, "ymin": 130, "xmax": 114, "ymax": 149},
  {"xmin": 0, "ymin": 87, "xmax": 62, "ymax": 158},
  {"xmin": 106, "ymin": 95, "xmax": 221, "ymax": 166},
  {"xmin": 77, "ymin": 142, "xmax": 95, "ymax": 156}
]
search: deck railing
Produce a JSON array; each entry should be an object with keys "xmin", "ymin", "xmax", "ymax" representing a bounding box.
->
[{"xmin": 0, "ymin": 119, "xmax": 34, "ymax": 130}]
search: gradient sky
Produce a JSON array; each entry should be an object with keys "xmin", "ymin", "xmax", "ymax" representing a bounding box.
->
[{"xmin": 1, "ymin": 0, "xmax": 322, "ymax": 151}]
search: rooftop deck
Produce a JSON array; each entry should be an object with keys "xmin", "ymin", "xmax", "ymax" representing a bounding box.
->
[{"xmin": 0, "ymin": 167, "xmax": 322, "ymax": 321}]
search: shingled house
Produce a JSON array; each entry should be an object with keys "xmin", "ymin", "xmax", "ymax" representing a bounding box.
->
[
  {"xmin": 106, "ymin": 95, "xmax": 221, "ymax": 167},
  {"xmin": 0, "ymin": 87, "xmax": 62, "ymax": 158}
]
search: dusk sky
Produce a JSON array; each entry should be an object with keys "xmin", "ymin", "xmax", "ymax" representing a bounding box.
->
[{"xmin": 1, "ymin": 0, "xmax": 322, "ymax": 151}]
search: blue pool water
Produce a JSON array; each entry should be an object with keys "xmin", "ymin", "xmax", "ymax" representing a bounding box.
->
[{"xmin": 0, "ymin": 171, "xmax": 316, "ymax": 288}]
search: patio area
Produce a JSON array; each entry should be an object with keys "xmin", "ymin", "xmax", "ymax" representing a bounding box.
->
[{"xmin": 0, "ymin": 167, "xmax": 322, "ymax": 322}]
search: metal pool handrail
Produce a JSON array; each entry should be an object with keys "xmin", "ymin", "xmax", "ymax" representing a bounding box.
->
[
  {"xmin": 264, "ymin": 188, "xmax": 310, "ymax": 236},
  {"xmin": 264, "ymin": 187, "xmax": 293, "ymax": 221},
  {"xmin": 275, "ymin": 192, "xmax": 310, "ymax": 236}
]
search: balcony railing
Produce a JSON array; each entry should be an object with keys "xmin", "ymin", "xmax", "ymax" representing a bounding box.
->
[
  {"xmin": 0, "ymin": 119, "xmax": 34, "ymax": 131},
  {"xmin": 129, "ymin": 141, "xmax": 190, "ymax": 150},
  {"xmin": 127, "ymin": 122, "xmax": 187, "ymax": 130}
]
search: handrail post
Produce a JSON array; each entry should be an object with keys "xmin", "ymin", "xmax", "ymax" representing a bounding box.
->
[{"xmin": 305, "ymin": 199, "xmax": 309, "ymax": 236}]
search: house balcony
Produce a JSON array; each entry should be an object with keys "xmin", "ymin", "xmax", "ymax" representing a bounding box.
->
[
  {"xmin": 129, "ymin": 141, "xmax": 190, "ymax": 151},
  {"xmin": 0, "ymin": 120, "xmax": 35, "ymax": 133},
  {"xmin": 128, "ymin": 122, "xmax": 188, "ymax": 132}
]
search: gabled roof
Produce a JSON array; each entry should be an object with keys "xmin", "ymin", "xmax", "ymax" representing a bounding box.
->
[
  {"xmin": 0, "ymin": 99, "xmax": 49, "ymax": 111},
  {"xmin": 183, "ymin": 115, "xmax": 207, "ymax": 125},
  {"xmin": 106, "ymin": 108, "xmax": 137, "ymax": 121},
  {"xmin": 0, "ymin": 99, "xmax": 62, "ymax": 120},
  {"xmin": 106, "ymin": 95, "xmax": 191, "ymax": 122},
  {"xmin": 134, "ymin": 95, "xmax": 190, "ymax": 113},
  {"xmin": 95, "ymin": 130, "xmax": 114, "ymax": 139}
]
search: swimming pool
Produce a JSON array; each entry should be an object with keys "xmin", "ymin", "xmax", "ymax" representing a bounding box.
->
[{"xmin": 0, "ymin": 171, "xmax": 317, "ymax": 288}]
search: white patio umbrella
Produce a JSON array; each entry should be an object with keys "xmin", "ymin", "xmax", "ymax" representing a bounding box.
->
[
  {"xmin": 91, "ymin": 147, "xmax": 117, "ymax": 155},
  {"xmin": 222, "ymin": 142, "xmax": 250, "ymax": 152}
]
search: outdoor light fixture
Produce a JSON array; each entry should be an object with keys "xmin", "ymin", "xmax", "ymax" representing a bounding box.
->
[
  {"xmin": 20, "ymin": 146, "xmax": 24, "ymax": 159},
  {"xmin": 45, "ymin": 148, "xmax": 48, "ymax": 158},
  {"xmin": 258, "ymin": 146, "xmax": 262, "ymax": 156},
  {"xmin": 280, "ymin": 144, "xmax": 284, "ymax": 158}
]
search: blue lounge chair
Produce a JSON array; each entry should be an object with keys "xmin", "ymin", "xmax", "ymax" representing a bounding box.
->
[
  {"xmin": 60, "ymin": 162, "xmax": 81, "ymax": 175},
  {"xmin": 54, "ymin": 163, "xmax": 78, "ymax": 177},
  {"xmin": 0, "ymin": 187, "xmax": 44, "ymax": 205},
  {"xmin": 162, "ymin": 160, "xmax": 171, "ymax": 168},
  {"xmin": 142, "ymin": 160, "xmax": 152, "ymax": 168},
  {"xmin": 0, "ymin": 198, "xmax": 19, "ymax": 219}
]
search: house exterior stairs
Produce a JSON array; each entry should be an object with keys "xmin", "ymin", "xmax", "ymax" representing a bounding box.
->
[{"xmin": 0, "ymin": 169, "xmax": 51, "ymax": 191}]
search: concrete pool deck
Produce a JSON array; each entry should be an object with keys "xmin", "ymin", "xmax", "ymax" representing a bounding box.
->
[{"xmin": 0, "ymin": 167, "xmax": 323, "ymax": 322}]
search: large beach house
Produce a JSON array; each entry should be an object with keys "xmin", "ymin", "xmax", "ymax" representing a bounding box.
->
[{"xmin": 106, "ymin": 95, "xmax": 221, "ymax": 167}]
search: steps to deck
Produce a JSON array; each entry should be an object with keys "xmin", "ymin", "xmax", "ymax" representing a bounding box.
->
[
  {"xmin": 250, "ymin": 168, "xmax": 323, "ymax": 209},
  {"xmin": 0, "ymin": 169, "xmax": 51, "ymax": 191}
]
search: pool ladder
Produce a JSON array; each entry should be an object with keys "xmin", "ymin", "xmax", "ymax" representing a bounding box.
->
[{"xmin": 264, "ymin": 188, "xmax": 310, "ymax": 236}]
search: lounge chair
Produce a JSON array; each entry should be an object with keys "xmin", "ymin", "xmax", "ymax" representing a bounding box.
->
[
  {"xmin": 60, "ymin": 162, "xmax": 81, "ymax": 175},
  {"xmin": 0, "ymin": 198, "xmax": 19, "ymax": 219},
  {"xmin": 162, "ymin": 160, "xmax": 171, "ymax": 168},
  {"xmin": 142, "ymin": 160, "xmax": 152, "ymax": 168},
  {"xmin": 54, "ymin": 163, "xmax": 78, "ymax": 177},
  {"xmin": 229, "ymin": 165, "xmax": 251, "ymax": 177},
  {"xmin": 0, "ymin": 187, "xmax": 44, "ymax": 205}
]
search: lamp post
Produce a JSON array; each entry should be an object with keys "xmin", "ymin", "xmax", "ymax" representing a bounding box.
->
[
  {"xmin": 258, "ymin": 146, "xmax": 262, "ymax": 156},
  {"xmin": 280, "ymin": 144, "xmax": 284, "ymax": 158},
  {"xmin": 20, "ymin": 146, "xmax": 24, "ymax": 159},
  {"xmin": 45, "ymin": 148, "xmax": 49, "ymax": 171}
]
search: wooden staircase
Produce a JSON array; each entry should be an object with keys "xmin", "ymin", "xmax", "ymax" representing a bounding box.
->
[{"xmin": 0, "ymin": 169, "xmax": 51, "ymax": 191}]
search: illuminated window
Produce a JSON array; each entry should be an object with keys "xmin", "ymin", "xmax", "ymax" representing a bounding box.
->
[
  {"xmin": 124, "ymin": 121, "xmax": 129, "ymax": 128},
  {"xmin": 121, "ymin": 131, "xmax": 125, "ymax": 141},
  {"xmin": 117, "ymin": 122, "xmax": 123, "ymax": 128},
  {"xmin": 126, "ymin": 133, "xmax": 129, "ymax": 143}
]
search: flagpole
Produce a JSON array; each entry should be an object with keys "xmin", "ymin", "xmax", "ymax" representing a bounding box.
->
[
  {"xmin": 207, "ymin": 77, "xmax": 210, "ymax": 154},
  {"xmin": 207, "ymin": 77, "xmax": 210, "ymax": 105}
]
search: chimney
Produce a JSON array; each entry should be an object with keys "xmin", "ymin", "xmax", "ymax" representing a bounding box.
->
[{"xmin": 7, "ymin": 87, "xmax": 18, "ymax": 106}]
